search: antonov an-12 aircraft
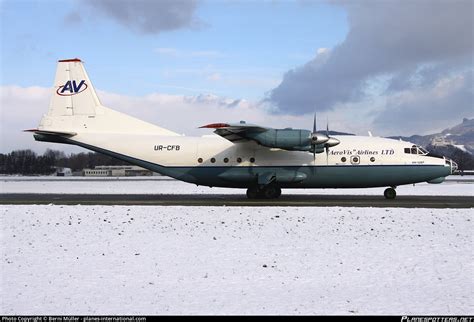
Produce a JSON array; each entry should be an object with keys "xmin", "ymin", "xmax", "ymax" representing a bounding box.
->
[{"xmin": 27, "ymin": 59, "xmax": 457, "ymax": 199}]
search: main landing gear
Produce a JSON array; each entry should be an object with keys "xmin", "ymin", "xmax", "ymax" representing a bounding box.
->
[
  {"xmin": 246, "ymin": 185, "xmax": 282, "ymax": 199},
  {"xmin": 384, "ymin": 187, "xmax": 397, "ymax": 199}
]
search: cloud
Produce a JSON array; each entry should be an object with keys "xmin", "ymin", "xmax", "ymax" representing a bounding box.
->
[
  {"xmin": 373, "ymin": 71, "xmax": 474, "ymax": 135},
  {"xmin": 63, "ymin": 11, "xmax": 82, "ymax": 26},
  {"xmin": 267, "ymin": 1, "xmax": 473, "ymax": 117},
  {"xmin": 81, "ymin": 0, "xmax": 202, "ymax": 34},
  {"xmin": 0, "ymin": 86, "xmax": 85, "ymax": 154}
]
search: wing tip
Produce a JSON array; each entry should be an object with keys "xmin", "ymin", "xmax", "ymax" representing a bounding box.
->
[{"xmin": 199, "ymin": 123, "xmax": 230, "ymax": 129}]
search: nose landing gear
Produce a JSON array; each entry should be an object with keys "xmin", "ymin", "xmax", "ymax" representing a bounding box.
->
[
  {"xmin": 384, "ymin": 187, "xmax": 397, "ymax": 199},
  {"xmin": 246, "ymin": 185, "xmax": 282, "ymax": 199}
]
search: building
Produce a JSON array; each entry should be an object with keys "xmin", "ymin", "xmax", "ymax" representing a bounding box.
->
[
  {"xmin": 55, "ymin": 167, "xmax": 72, "ymax": 176},
  {"xmin": 83, "ymin": 165, "xmax": 154, "ymax": 177},
  {"xmin": 430, "ymin": 135, "xmax": 454, "ymax": 147}
]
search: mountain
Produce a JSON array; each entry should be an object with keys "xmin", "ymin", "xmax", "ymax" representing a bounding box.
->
[
  {"xmin": 388, "ymin": 118, "xmax": 474, "ymax": 170},
  {"xmin": 440, "ymin": 118, "xmax": 474, "ymax": 153},
  {"xmin": 442, "ymin": 118, "xmax": 474, "ymax": 136},
  {"xmin": 389, "ymin": 118, "xmax": 474, "ymax": 154},
  {"xmin": 424, "ymin": 144, "xmax": 474, "ymax": 171}
]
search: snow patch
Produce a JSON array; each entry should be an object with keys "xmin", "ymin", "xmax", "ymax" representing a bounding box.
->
[
  {"xmin": 1, "ymin": 205, "xmax": 472, "ymax": 315},
  {"xmin": 1, "ymin": 176, "xmax": 473, "ymax": 196}
]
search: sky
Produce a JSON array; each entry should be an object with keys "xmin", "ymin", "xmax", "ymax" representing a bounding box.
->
[{"xmin": 0, "ymin": 0, "xmax": 473, "ymax": 154}]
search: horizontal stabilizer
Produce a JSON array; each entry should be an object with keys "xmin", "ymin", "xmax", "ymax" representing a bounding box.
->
[{"xmin": 24, "ymin": 129, "xmax": 77, "ymax": 137}]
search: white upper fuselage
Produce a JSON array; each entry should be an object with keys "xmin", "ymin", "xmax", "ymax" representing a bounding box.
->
[{"xmin": 70, "ymin": 131, "xmax": 446, "ymax": 168}]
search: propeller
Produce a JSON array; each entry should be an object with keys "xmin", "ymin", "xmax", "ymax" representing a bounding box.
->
[
  {"xmin": 309, "ymin": 113, "xmax": 340, "ymax": 163},
  {"xmin": 310, "ymin": 113, "xmax": 329, "ymax": 161},
  {"xmin": 323, "ymin": 118, "xmax": 341, "ymax": 164}
]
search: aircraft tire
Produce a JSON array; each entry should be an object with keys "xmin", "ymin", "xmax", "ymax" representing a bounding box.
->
[
  {"xmin": 275, "ymin": 187, "xmax": 282, "ymax": 198},
  {"xmin": 384, "ymin": 187, "xmax": 396, "ymax": 199},
  {"xmin": 263, "ymin": 185, "xmax": 281, "ymax": 199},
  {"xmin": 246, "ymin": 187, "xmax": 259, "ymax": 199}
]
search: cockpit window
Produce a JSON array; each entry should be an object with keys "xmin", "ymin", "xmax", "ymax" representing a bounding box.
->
[
  {"xmin": 405, "ymin": 145, "xmax": 428, "ymax": 155},
  {"xmin": 418, "ymin": 146, "xmax": 429, "ymax": 155}
]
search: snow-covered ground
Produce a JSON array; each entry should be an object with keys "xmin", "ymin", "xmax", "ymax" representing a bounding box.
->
[
  {"xmin": 1, "ymin": 205, "xmax": 472, "ymax": 315},
  {"xmin": 1, "ymin": 175, "xmax": 473, "ymax": 196},
  {"xmin": 1, "ymin": 176, "xmax": 473, "ymax": 314}
]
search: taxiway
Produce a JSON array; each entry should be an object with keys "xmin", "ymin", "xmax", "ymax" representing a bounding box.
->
[{"xmin": 1, "ymin": 193, "xmax": 472, "ymax": 208}]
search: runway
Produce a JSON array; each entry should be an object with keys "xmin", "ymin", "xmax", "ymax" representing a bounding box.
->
[{"xmin": 1, "ymin": 193, "xmax": 473, "ymax": 208}]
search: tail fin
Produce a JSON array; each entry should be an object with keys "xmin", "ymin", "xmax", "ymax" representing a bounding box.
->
[
  {"xmin": 48, "ymin": 58, "xmax": 102, "ymax": 116},
  {"xmin": 37, "ymin": 58, "xmax": 178, "ymax": 136}
]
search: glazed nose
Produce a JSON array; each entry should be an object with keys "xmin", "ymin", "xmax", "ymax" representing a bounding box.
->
[{"xmin": 446, "ymin": 158, "xmax": 458, "ymax": 174}]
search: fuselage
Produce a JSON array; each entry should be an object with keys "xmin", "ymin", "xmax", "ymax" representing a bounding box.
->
[{"xmin": 38, "ymin": 131, "xmax": 454, "ymax": 189}]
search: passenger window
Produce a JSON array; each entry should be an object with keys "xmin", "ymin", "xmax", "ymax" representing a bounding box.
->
[
  {"xmin": 350, "ymin": 155, "xmax": 360, "ymax": 164},
  {"xmin": 370, "ymin": 157, "xmax": 375, "ymax": 162},
  {"xmin": 341, "ymin": 157, "xmax": 346, "ymax": 162},
  {"xmin": 250, "ymin": 157, "xmax": 255, "ymax": 163},
  {"xmin": 210, "ymin": 158, "xmax": 216, "ymax": 163},
  {"xmin": 404, "ymin": 148, "xmax": 410, "ymax": 154},
  {"xmin": 411, "ymin": 148, "xmax": 417, "ymax": 154},
  {"xmin": 198, "ymin": 158, "xmax": 203, "ymax": 163},
  {"xmin": 223, "ymin": 158, "xmax": 229, "ymax": 163},
  {"xmin": 237, "ymin": 157, "xmax": 242, "ymax": 163}
]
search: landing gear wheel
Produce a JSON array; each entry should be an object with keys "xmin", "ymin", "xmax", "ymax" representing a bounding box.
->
[
  {"xmin": 263, "ymin": 185, "xmax": 281, "ymax": 199},
  {"xmin": 384, "ymin": 187, "xmax": 396, "ymax": 199},
  {"xmin": 246, "ymin": 187, "xmax": 259, "ymax": 199},
  {"xmin": 275, "ymin": 187, "xmax": 282, "ymax": 198}
]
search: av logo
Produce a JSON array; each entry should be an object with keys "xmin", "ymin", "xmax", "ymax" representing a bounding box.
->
[{"xmin": 56, "ymin": 80, "xmax": 88, "ymax": 96}]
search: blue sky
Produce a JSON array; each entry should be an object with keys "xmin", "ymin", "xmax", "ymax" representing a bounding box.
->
[{"xmin": 1, "ymin": 0, "xmax": 347, "ymax": 99}]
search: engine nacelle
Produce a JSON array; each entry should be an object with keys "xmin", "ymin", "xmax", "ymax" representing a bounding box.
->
[{"xmin": 247, "ymin": 129, "xmax": 313, "ymax": 151}]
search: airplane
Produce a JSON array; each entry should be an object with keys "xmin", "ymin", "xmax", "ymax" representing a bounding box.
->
[{"xmin": 26, "ymin": 58, "xmax": 457, "ymax": 199}]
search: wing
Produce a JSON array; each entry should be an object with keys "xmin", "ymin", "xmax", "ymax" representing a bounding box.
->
[
  {"xmin": 199, "ymin": 121, "xmax": 341, "ymax": 153},
  {"xmin": 199, "ymin": 122, "xmax": 268, "ymax": 143}
]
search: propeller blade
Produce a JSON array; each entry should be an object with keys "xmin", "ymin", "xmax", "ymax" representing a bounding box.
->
[
  {"xmin": 326, "ymin": 118, "xmax": 329, "ymax": 164},
  {"xmin": 313, "ymin": 113, "xmax": 317, "ymax": 133},
  {"xmin": 313, "ymin": 113, "xmax": 316, "ymax": 162}
]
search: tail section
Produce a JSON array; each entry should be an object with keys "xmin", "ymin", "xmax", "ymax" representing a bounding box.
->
[{"xmin": 37, "ymin": 58, "xmax": 178, "ymax": 136}]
